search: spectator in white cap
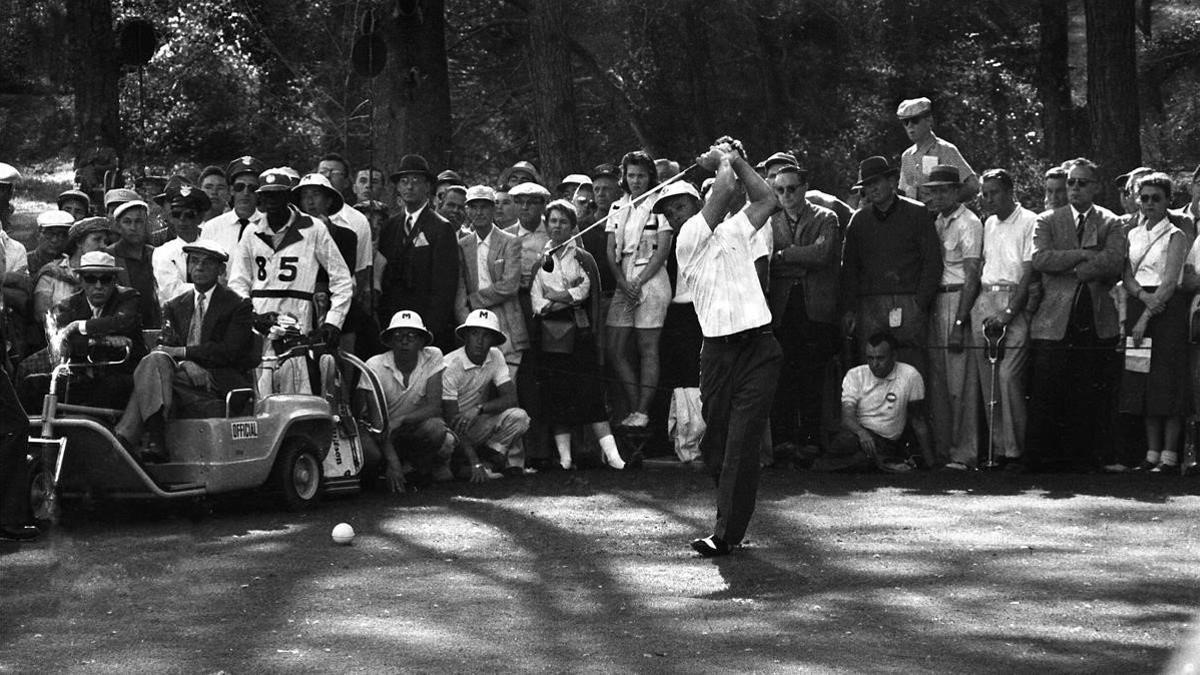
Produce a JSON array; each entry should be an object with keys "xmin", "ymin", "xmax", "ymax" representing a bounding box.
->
[
  {"xmin": 0, "ymin": 162, "xmax": 19, "ymax": 229},
  {"xmin": 102, "ymin": 188, "xmax": 140, "ymax": 218},
  {"xmin": 107, "ymin": 199, "xmax": 161, "ymax": 328},
  {"xmin": 454, "ymin": 185, "xmax": 528, "ymax": 376},
  {"xmin": 113, "ymin": 239, "xmax": 257, "ymax": 463},
  {"xmin": 442, "ymin": 308, "xmax": 532, "ymax": 481},
  {"xmin": 56, "ymin": 189, "xmax": 92, "ymax": 222},
  {"xmin": 359, "ymin": 310, "xmax": 455, "ymax": 492},
  {"xmin": 26, "ymin": 211, "xmax": 73, "ymax": 286},
  {"xmin": 896, "ymin": 96, "xmax": 978, "ymax": 202}
]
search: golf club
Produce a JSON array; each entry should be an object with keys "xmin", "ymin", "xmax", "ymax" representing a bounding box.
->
[
  {"xmin": 541, "ymin": 164, "xmax": 697, "ymax": 273},
  {"xmin": 981, "ymin": 320, "xmax": 1008, "ymax": 470}
]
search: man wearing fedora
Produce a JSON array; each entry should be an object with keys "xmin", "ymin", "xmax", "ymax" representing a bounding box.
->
[
  {"xmin": 378, "ymin": 154, "xmax": 459, "ymax": 353},
  {"xmin": 360, "ymin": 310, "xmax": 454, "ymax": 492},
  {"xmin": 840, "ymin": 156, "xmax": 942, "ymax": 384},
  {"xmin": 114, "ymin": 240, "xmax": 255, "ymax": 462},
  {"xmin": 1027, "ymin": 157, "xmax": 1125, "ymax": 472},
  {"xmin": 455, "ymin": 185, "xmax": 529, "ymax": 371},
  {"xmin": 443, "ymin": 309, "xmax": 532, "ymax": 481},
  {"xmin": 199, "ymin": 156, "xmax": 265, "ymax": 260},
  {"xmin": 922, "ymin": 165, "xmax": 983, "ymax": 469},
  {"xmin": 896, "ymin": 97, "xmax": 978, "ymax": 203},
  {"xmin": 18, "ymin": 251, "xmax": 146, "ymax": 407},
  {"xmin": 152, "ymin": 182, "xmax": 212, "ymax": 305}
]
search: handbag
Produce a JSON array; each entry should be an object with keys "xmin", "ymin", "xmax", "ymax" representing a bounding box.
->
[
  {"xmin": 539, "ymin": 317, "xmax": 576, "ymax": 354},
  {"xmin": 1124, "ymin": 336, "xmax": 1152, "ymax": 373}
]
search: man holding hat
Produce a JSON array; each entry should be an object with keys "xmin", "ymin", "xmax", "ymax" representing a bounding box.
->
[
  {"xmin": 378, "ymin": 154, "xmax": 459, "ymax": 353},
  {"xmin": 152, "ymin": 182, "xmax": 212, "ymax": 305},
  {"xmin": 114, "ymin": 240, "xmax": 256, "ymax": 462},
  {"xmin": 840, "ymin": 156, "xmax": 942, "ymax": 383},
  {"xmin": 896, "ymin": 97, "xmax": 978, "ymax": 202},
  {"xmin": 228, "ymin": 170, "xmax": 352, "ymax": 344},
  {"xmin": 923, "ymin": 165, "xmax": 983, "ymax": 469},
  {"xmin": 108, "ymin": 199, "xmax": 161, "ymax": 328},
  {"xmin": 766, "ymin": 163, "xmax": 842, "ymax": 457},
  {"xmin": 18, "ymin": 251, "xmax": 146, "ymax": 407},
  {"xmin": 359, "ymin": 310, "xmax": 454, "ymax": 492},
  {"xmin": 442, "ymin": 308, "xmax": 532, "ymax": 480},
  {"xmin": 199, "ymin": 156, "xmax": 265, "ymax": 258},
  {"xmin": 455, "ymin": 185, "xmax": 528, "ymax": 372}
]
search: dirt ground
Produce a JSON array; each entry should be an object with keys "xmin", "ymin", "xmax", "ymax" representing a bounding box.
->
[{"xmin": 2, "ymin": 464, "xmax": 1199, "ymax": 674}]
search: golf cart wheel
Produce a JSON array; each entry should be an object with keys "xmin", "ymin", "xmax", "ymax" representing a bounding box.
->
[
  {"xmin": 28, "ymin": 458, "xmax": 56, "ymax": 527},
  {"xmin": 273, "ymin": 438, "xmax": 322, "ymax": 511}
]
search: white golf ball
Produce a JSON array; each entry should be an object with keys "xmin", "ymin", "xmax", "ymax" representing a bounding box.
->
[{"xmin": 331, "ymin": 522, "xmax": 355, "ymax": 545}]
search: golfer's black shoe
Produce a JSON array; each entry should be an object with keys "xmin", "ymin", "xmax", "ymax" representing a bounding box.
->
[
  {"xmin": 690, "ymin": 536, "xmax": 731, "ymax": 558},
  {"xmin": 0, "ymin": 525, "xmax": 40, "ymax": 542}
]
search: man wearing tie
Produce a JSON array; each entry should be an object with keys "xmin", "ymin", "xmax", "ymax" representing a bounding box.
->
[
  {"xmin": 114, "ymin": 240, "xmax": 256, "ymax": 462},
  {"xmin": 377, "ymin": 154, "xmax": 459, "ymax": 352},
  {"xmin": 199, "ymin": 156, "xmax": 264, "ymax": 257},
  {"xmin": 1027, "ymin": 157, "xmax": 1126, "ymax": 472}
]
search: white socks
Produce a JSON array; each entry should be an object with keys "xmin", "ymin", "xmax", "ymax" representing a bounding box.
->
[{"xmin": 599, "ymin": 435, "xmax": 625, "ymax": 470}]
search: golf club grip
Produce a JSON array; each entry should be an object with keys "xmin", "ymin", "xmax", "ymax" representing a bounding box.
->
[{"xmin": 545, "ymin": 165, "xmax": 696, "ymax": 257}]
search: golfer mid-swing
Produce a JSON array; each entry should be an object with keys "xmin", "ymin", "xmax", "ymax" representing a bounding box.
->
[{"xmin": 661, "ymin": 138, "xmax": 782, "ymax": 557}]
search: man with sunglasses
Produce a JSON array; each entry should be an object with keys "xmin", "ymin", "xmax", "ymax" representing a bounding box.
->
[
  {"xmin": 766, "ymin": 164, "xmax": 841, "ymax": 458},
  {"xmin": 17, "ymin": 251, "xmax": 146, "ymax": 407},
  {"xmin": 896, "ymin": 97, "xmax": 978, "ymax": 203},
  {"xmin": 199, "ymin": 156, "xmax": 264, "ymax": 259},
  {"xmin": 152, "ymin": 183, "xmax": 212, "ymax": 305},
  {"xmin": 1027, "ymin": 157, "xmax": 1125, "ymax": 472}
]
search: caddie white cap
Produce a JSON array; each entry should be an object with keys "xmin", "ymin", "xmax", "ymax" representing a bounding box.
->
[
  {"xmin": 37, "ymin": 210, "xmax": 75, "ymax": 229},
  {"xmin": 455, "ymin": 308, "xmax": 507, "ymax": 345},
  {"xmin": 380, "ymin": 310, "xmax": 435, "ymax": 345}
]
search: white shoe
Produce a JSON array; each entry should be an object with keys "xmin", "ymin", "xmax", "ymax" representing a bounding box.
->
[{"xmin": 602, "ymin": 447, "xmax": 626, "ymax": 470}]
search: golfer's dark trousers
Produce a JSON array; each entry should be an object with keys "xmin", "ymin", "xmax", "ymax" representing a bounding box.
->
[
  {"xmin": 1026, "ymin": 289, "xmax": 1119, "ymax": 471},
  {"xmin": 0, "ymin": 369, "xmax": 33, "ymax": 527},
  {"xmin": 699, "ymin": 327, "xmax": 782, "ymax": 546}
]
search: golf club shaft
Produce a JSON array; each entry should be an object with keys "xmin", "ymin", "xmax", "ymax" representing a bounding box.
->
[{"xmin": 545, "ymin": 164, "xmax": 697, "ymax": 258}]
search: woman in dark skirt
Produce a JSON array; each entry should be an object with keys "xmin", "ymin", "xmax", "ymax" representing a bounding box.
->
[
  {"xmin": 532, "ymin": 200, "xmax": 625, "ymax": 470},
  {"xmin": 1120, "ymin": 172, "xmax": 1190, "ymax": 472}
]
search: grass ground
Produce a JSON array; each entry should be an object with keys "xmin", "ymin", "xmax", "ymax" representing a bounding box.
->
[{"xmin": 2, "ymin": 465, "xmax": 1198, "ymax": 673}]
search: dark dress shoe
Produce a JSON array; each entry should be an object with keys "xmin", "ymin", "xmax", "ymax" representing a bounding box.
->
[
  {"xmin": 0, "ymin": 525, "xmax": 40, "ymax": 542},
  {"xmin": 690, "ymin": 535, "xmax": 731, "ymax": 557}
]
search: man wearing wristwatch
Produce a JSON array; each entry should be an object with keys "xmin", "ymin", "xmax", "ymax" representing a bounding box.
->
[
  {"xmin": 922, "ymin": 166, "xmax": 982, "ymax": 470},
  {"xmin": 971, "ymin": 169, "xmax": 1037, "ymax": 470}
]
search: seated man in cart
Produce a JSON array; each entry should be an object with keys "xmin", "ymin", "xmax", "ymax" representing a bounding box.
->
[
  {"xmin": 16, "ymin": 251, "xmax": 146, "ymax": 408},
  {"xmin": 112, "ymin": 240, "xmax": 256, "ymax": 463}
]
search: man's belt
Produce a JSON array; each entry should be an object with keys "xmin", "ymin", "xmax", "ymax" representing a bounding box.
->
[
  {"xmin": 250, "ymin": 289, "xmax": 315, "ymax": 301},
  {"xmin": 938, "ymin": 284, "xmax": 963, "ymax": 293},
  {"xmin": 705, "ymin": 325, "xmax": 773, "ymax": 344},
  {"xmin": 982, "ymin": 283, "xmax": 1017, "ymax": 292}
]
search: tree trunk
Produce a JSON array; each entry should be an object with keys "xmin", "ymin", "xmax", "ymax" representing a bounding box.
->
[
  {"xmin": 525, "ymin": 0, "xmax": 580, "ymax": 187},
  {"xmin": 1037, "ymin": 0, "xmax": 1073, "ymax": 162},
  {"xmin": 372, "ymin": 0, "xmax": 453, "ymax": 173},
  {"xmin": 1083, "ymin": 0, "xmax": 1140, "ymax": 206},
  {"xmin": 67, "ymin": 0, "xmax": 123, "ymax": 163}
]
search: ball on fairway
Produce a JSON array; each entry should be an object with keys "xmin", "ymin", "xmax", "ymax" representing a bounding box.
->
[{"xmin": 331, "ymin": 522, "xmax": 355, "ymax": 545}]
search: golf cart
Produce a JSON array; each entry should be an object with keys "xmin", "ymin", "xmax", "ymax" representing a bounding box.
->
[{"xmin": 25, "ymin": 335, "xmax": 388, "ymax": 523}]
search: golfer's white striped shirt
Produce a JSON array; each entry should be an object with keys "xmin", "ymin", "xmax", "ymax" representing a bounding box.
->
[{"xmin": 675, "ymin": 210, "xmax": 772, "ymax": 338}]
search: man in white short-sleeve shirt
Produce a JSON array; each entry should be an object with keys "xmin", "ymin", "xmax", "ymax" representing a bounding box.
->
[
  {"xmin": 971, "ymin": 168, "xmax": 1037, "ymax": 467},
  {"xmin": 664, "ymin": 137, "xmax": 781, "ymax": 558},
  {"xmin": 359, "ymin": 311, "xmax": 453, "ymax": 492},
  {"xmin": 813, "ymin": 332, "xmax": 932, "ymax": 472},
  {"xmin": 442, "ymin": 309, "xmax": 531, "ymax": 482}
]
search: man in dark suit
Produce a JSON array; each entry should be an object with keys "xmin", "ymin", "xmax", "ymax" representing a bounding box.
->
[
  {"xmin": 378, "ymin": 154, "xmax": 459, "ymax": 352},
  {"xmin": 113, "ymin": 240, "xmax": 256, "ymax": 461},
  {"xmin": 17, "ymin": 251, "xmax": 146, "ymax": 407},
  {"xmin": 1027, "ymin": 157, "xmax": 1127, "ymax": 471}
]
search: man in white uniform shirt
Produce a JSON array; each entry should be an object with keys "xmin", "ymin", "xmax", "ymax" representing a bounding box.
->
[
  {"xmin": 200, "ymin": 156, "xmax": 264, "ymax": 259},
  {"xmin": 972, "ymin": 169, "xmax": 1037, "ymax": 468},
  {"xmin": 667, "ymin": 138, "xmax": 781, "ymax": 558}
]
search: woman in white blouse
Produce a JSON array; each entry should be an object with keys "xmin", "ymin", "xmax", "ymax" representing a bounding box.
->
[
  {"xmin": 1119, "ymin": 173, "xmax": 1190, "ymax": 472},
  {"xmin": 533, "ymin": 200, "xmax": 625, "ymax": 470}
]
